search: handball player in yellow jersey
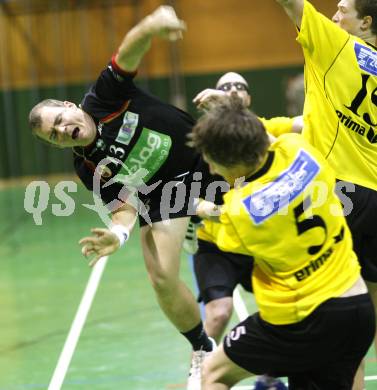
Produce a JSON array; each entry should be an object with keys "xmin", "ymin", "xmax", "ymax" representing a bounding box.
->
[
  {"xmin": 188, "ymin": 71, "xmax": 303, "ymax": 390},
  {"xmin": 275, "ymin": 0, "xmax": 377, "ymax": 387},
  {"xmin": 189, "ymin": 97, "xmax": 375, "ymax": 389},
  {"xmin": 189, "ymin": 71, "xmax": 303, "ymax": 344}
]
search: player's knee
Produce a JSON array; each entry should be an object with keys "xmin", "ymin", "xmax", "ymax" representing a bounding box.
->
[
  {"xmin": 209, "ymin": 305, "xmax": 232, "ymax": 327},
  {"xmin": 148, "ymin": 270, "xmax": 177, "ymax": 293}
]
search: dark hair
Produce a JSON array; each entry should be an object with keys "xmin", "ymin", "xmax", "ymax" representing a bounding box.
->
[
  {"xmin": 189, "ymin": 96, "xmax": 269, "ymax": 168},
  {"xmin": 29, "ymin": 99, "xmax": 65, "ymax": 135},
  {"xmin": 355, "ymin": 0, "xmax": 377, "ymax": 35}
]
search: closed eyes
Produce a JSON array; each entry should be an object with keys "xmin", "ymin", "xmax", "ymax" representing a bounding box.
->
[{"xmin": 49, "ymin": 112, "xmax": 63, "ymax": 141}]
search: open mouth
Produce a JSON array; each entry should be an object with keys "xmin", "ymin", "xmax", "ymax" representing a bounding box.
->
[{"xmin": 71, "ymin": 127, "xmax": 80, "ymax": 140}]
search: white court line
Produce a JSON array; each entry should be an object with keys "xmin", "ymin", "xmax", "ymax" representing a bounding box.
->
[
  {"xmin": 233, "ymin": 286, "xmax": 249, "ymax": 321},
  {"xmin": 48, "ymin": 256, "xmax": 109, "ymax": 390}
]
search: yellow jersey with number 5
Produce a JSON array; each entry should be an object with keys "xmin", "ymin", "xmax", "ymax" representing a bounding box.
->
[
  {"xmin": 197, "ymin": 116, "xmax": 297, "ymax": 243},
  {"xmin": 298, "ymin": 1, "xmax": 377, "ymax": 191},
  {"xmin": 200, "ymin": 134, "xmax": 360, "ymax": 325}
]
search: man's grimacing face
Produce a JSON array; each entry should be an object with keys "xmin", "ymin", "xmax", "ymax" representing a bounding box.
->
[{"xmin": 35, "ymin": 101, "xmax": 96, "ymax": 148}]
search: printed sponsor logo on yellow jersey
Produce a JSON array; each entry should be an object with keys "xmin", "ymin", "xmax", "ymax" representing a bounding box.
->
[{"xmin": 242, "ymin": 150, "xmax": 320, "ymax": 224}]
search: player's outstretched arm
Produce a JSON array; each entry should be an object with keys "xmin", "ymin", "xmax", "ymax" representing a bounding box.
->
[
  {"xmin": 79, "ymin": 203, "xmax": 138, "ymax": 267},
  {"xmin": 115, "ymin": 5, "xmax": 186, "ymax": 72},
  {"xmin": 275, "ymin": 0, "xmax": 304, "ymax": 27}
]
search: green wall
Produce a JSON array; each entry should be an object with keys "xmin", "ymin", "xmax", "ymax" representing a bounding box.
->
[{"xmin": 0, "ymin": 65, "xmax": 303, "ymax": 179}]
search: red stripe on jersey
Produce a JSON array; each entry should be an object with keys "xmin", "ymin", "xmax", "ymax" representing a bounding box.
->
[{"xmin": 100, "ymin": 100, "xmax": 131, "ymax": 123}]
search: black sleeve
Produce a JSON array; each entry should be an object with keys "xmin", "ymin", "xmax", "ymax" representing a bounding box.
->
[{"xmin": 80, "ymin": 59, "xmax": 139, "ymax": 117}]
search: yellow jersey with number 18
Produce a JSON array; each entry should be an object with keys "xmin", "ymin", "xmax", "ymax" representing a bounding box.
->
[
  {"xmin": 298, "ymin": 1, "xmax": 377, "ymax": 191},
  {"xmin": 201, "ymin": 134, "xmax": 360, "ymax": 325}
]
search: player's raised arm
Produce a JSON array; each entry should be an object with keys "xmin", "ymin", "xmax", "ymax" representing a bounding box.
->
[
  {"xmin": 275, "ymin": 0, "xmax": 304, "ymax": 27},
  {"xmin": 114, "ymin": 5, "xmax": 186, "ymax": 72}
]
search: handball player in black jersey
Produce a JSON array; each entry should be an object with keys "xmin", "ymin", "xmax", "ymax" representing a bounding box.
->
[{"xmin": 29, "ymin": 6, "xmax": 216, "ymax": 388}]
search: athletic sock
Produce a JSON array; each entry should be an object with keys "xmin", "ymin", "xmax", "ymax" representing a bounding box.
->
[
  {"xmin": 190, "ymin": 215, "xmax": 202, "ymax": 224},
  {"xmin": 181, "ymin": 322, "xmax": 213, "ymax": 352}
]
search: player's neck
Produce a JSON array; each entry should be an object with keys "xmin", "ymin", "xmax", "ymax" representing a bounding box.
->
[
  {"xmin": 245, "ymin": 152, "xmax": 270, "ymax": 178},
  {"xmin": 359, "ymin": 31, "xmax": 377, "ymax": 47},
  {"xmin": 81, "ymin": 111, "xmax": 98, "ymax": 147}
]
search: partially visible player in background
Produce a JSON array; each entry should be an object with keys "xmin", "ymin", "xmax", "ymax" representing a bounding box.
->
[
  {"xmin": 275, "ymin": 1, "xmax": 377, "ymax": 388},
  {"xmin": 285, "ymin": 73, "xmax": 305, "ymax": 117},
  {"xmin": 187, "ymin": 71, "xmax": 304, "ymax": 390},
  {"xmin": 193, "ymin": 71, "xmax": 303, "ymax": 136}
]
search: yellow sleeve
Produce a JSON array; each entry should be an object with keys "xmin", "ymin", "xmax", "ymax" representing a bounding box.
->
[
  {"xmin": 297, "ymin": 1, "xmax": 350, "ymax": 71},
  {"xmin": 197, "ymin": 220, "xmax": 218, "ymax": 244},
  {"xmin": 197, "ymin": 207, "xmax": 247, "ymax": 254},
  {"xmin": 215, "ymin": 211, "xmax": 250, "ymax": 256},
  {"xmin": 260, "ymin": 116, "xmax": 295, "ymax": 137}
]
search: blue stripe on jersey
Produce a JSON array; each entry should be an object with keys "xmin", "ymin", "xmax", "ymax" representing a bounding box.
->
[
  {"xmin": 354, "ymin": 42, "xmax": 377, "ymax": 76},
  {"xmin": 243, "ymin": 150, "xmax": 320, "ymax": 225}
]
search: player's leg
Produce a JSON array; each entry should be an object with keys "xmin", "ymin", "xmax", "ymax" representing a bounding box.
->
[
  {"xmin": 366, "ymin": 280, "xmax": 377, "ymax": 351},
  {"xmin": 202, "ymin": 344, "xmax": 252, "ymax": 389},
  {"xmin": 140, "ymin": 217, "xmax": 205, "ymax": 334},
  {"xmin": 140, "ymin": 217, "xmax": 216, "ymax": 389},
  {"xmin": 350, "ymin": 236, "xmax": 377, "ymax": 390},
  {"xmin": 204, "ymin": 297, "xmax": 234, "ymax": 343},
  {"xmin": 194, "ymin": 240, "xmax": 241, "ymax": 342},
  {"xmin": 338, "ymin": 183, "xmax": 377, "ymax": 390}
]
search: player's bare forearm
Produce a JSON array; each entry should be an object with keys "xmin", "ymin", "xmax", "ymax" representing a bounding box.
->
[
  {"xmin": 115, "ymin": 22, "xmax": 153, "ymax": 72},
  {"xmin": 111, "ymin": 202, "xmax": 138, "ymax": 233},
  {"xmin": 275, "ymin": 0, "xmax": 304, "ymax": 27},
  {"xmin": 115, "ymin": 5, "xmax": 186, "ymax": 72}
]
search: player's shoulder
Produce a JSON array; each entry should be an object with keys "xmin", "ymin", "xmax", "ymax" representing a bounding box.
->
[
  {"xmin": 301, "ymin": 0, "xmax": 349, "ymax": 42},
  {"xmin": 270, "ymin": 133, "xmax": 328, "ymax": 174},
  {"xmin": 270, "ymin": 132, "xmax": 307, "ymax": 151}
]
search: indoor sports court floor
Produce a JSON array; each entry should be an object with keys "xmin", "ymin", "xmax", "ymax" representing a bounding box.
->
[{"xmin": 0, "ymin": 183, "xmax": 376, "ymax": 390}]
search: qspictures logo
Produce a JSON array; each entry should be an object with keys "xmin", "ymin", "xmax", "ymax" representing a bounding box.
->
[{"xmin": 22, "ymin": 160, "xmax": 229, "ymax": 227}]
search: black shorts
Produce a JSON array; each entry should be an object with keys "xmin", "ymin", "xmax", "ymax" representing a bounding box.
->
[
  {"xmin": 336, "ymin": 181, "xmax": 377, "ymax": 282},
  {"xmin": 223, "ymin": 294, "xmax": 375, "ymax": 390},
  {"xmin": 138, "ymin": 160, "xmax": 226, "ymax": 227},
  {"xmin": 137, "ymin": 176, "xmax": 196, "ymax": 227},
  {"xmin": 194, "ymin": 239, "xmax": 254, "ymax": 304}
]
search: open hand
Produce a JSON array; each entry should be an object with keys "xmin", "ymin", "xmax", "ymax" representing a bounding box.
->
[
  {"xmin": 79, "ymin": 228, "xmax": 120, "ymax": 267},
  {"xmin": 192, "ymin": 89, "xmax": 227, "ymax": 110}
]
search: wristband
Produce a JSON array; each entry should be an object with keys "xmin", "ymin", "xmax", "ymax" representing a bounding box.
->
[
  {"xmin": 192, "ymin": 198, "xmax": 202, "ymax": 214},
  {"xmin": 110, "ymin": 224, "xmax": 130, "ymax": 247}
]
